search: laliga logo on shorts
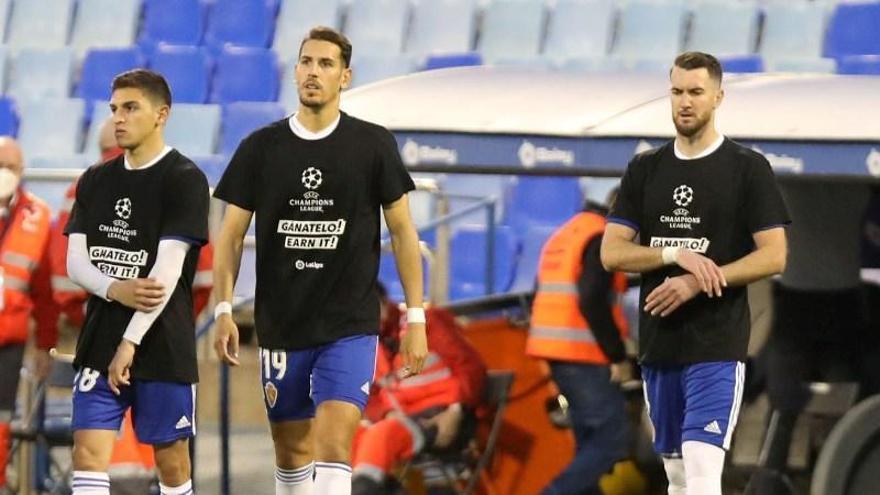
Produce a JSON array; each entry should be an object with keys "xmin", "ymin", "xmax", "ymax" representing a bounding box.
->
[
  {"xmin": 672, "ymin": 185, "xmax": 693, "ymax": 207},
  {"xmin": 264, "ymin": 381, "xmax": 278, "ymax": 408},
  {"xmin": 301, "ymin": 167, "xmax": 323, "ymax": 190},
  {"xmin": 114, "ymin": 198, "xmax": 132, "ymax": 220}
]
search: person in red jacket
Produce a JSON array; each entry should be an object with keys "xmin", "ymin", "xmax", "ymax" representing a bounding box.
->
[
  {"xmin": 351, "ymin": 285, "xmax": 487, "ymax": 495},
  {"xmin": 0, "ymin": 136, "xmax": 60, "ymax": 489}
]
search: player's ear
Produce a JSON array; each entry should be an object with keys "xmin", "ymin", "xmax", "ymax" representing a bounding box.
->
[
  {"xmin": 156, "ymin": 105, "xmax": 170, "ymax": 127},
  {"xmin": 341, "ymin": 66, "xmax": 352, "ymax": 91},
  {"xmin": 714, "ymin": 87, "xmax": 724, "ymax": 109}
]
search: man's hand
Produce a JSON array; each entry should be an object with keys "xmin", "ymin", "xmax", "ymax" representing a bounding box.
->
[
  {"xmin": 108, "ymin": 340, "xmax": 136, "ymax": 395},
  {"xmin": 399, "ymin": 323, "xmax": 427, "ymax": 377},
  {"xmin": 610, "ymin": 360, "xmax": 634, "ymax": 384},
  {"xmin": 645, "ymin": 274, "xmax": 702, "ymax": 317},
  {"xmin": 421, "ymin": 404, "xmax": 463, "ymax": 449},
  {"xmin": 107, "ymin": 278, "xmax": 165, "ymax": 312},
  {"xmin": 674, "ymin": 249, "xmax": 726, "ymax": 297},
  {"xmin": 31, "ymin": 349, "xmax": 53, "ymax": 381},
  {"xmin": 213, "ymin": 314, "xmax": 241, "ymax": 366}
]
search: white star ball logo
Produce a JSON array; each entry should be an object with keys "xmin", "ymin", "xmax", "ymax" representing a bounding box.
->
[
  {"xmin": 114, "ymin": 198, "xmax": 132, "ymax": 219},
  {"xmin": 672, "ymin": 185, "xmax": 694, "ymax": 207},
  {"xmin": 301, "ymin": 167, "xmax": 323, "ymax": 190}
]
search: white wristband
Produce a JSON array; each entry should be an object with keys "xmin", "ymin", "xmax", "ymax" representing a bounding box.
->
[
  {"xmin": 661, "ymin": 246, "xmax": 681, "ymax": 265},
  {"xmin": 406, "ymin": 307, "xmax": 426, "ymax": 324},
  {"xmin": 214, "ymin": 301, "xmax": 233, "ymax": 320}
]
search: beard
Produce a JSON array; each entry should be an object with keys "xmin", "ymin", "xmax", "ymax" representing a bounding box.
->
[{"xmin": 673, "ymin": 112, "xmax": 710, "ymax": 138}]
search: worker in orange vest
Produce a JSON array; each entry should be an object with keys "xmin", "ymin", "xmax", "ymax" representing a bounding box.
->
[
  {"xmin": 351, "ymin": 284, "xmax": 486, "ymax": 495},
  {"xmin": 0, "ymin": 136, "xmax": 60, "ymax": 489},
  {"xmin": 526, "ymin": 188, "xmax": 632, "ymax": 495}
]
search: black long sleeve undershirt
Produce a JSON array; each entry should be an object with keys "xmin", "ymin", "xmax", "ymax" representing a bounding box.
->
[{"xmin": 578, "ymin": 235, "xmax": 627, "ymax": 363}]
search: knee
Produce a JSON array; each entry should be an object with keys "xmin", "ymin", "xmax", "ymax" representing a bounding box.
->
[
  {"xmin": 662, "ymin": 457, "xmax": 686, "ymax": 492},
  {"xmin": 153, "ymin": 441, "xmax": 191, "ymax": 485},
  {"xmin": 72, "ymin": 443, "xmax": 109, "ymax": 472},
  {"xmin": 273, "ymin": 433, "xmax": 312, "ymax": 469}
]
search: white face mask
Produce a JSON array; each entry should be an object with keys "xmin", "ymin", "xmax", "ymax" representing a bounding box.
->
[{"xmin": 0, "ymin": 168, "xmax": 20, "ymax": 199}]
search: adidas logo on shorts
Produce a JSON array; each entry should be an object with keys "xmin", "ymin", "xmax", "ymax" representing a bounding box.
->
[
  {"xmin": 175, "ymin": 416, "xmax": 192, "ymax": 430},
  {"xmin": 703, "ymin": 420, "xmax": 722, "ymax": 435}
]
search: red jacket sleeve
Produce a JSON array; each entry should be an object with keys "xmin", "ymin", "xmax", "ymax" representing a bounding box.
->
[
  {"xmin": 33, "ymin": 235, "xmax": 60, "ymax": 349},
  {"xmin": 49, "ymin": 181, "xmax": 87, "ymax": 326},
  {"xmin": 426, "ymin": 308, "xmax": 487, "ymax": 409}
]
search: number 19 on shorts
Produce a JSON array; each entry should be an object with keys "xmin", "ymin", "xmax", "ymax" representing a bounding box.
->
[{"xmin": 260, "ymin": 349, "xmax": 287, "ymax": 380}]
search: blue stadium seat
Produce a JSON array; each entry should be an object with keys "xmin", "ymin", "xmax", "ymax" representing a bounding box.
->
[
  {"xmin": 351, "ymin": 55, "xmax": 415, "ymax": 87},
  {"xmin": 407, "ymin": 0, "xmax": 477, "ymax": 59},
  {"xmin": 139, "ymin": 0, "xmax": 205, "ymax": 56},
  {"xmin": 211, "ymin": 47, "xmax": 279, "ymax": 103},
  {"xmin": 77, "ymin": 48, "xmax": 145, "ymax": 103},
  {"xmin": 204, "ymin": 0, "xmax": 274, "ymax": 54},
  {"xmin": 478, "ymin": 0, "xmax": 545, "ymax": 64},
  {"xmin": 272, "ymin": 0, "xmax": 343, "ymax": 63},
  {"xmin": 378, "ymin": 249, "xmax": 432, "ymax": 302},
  {"xmin": 30, "ymin": 155, "xmax": 91, "ymax": 170},
  {"xmin": 687, "ymin": 0, "xmax": 759, "ymax": 56},
  {"xmin": 7, "ymin": 0, "xmax": 74, "ymax": 53},
  {"xmin": 18, "ymin": 98, "xmax": 85, "ymax": 160},
  {"xmin": 0, "ymin": 0, "xmax": 12, "ymax": 43},
  {"xmin": 9, "ymin": 48, "xmax": 76, "ymax": 103},
  {"xmin": 761, "ymin": 3, "xmax": 828, "ymax": 63},
  {"xmin": 164, "ymin": 103, "xmax": 221, "ymax": 157},
  {"xmin": 504, "ymin": 177, "xmax": 582, "ymax": 231},
  {"xmin": 613, "ymin": 0, "xmax": 686, "ymax": 64},
  {"xmin": 220, "ymin": 102, "xmax": 285, "ymax": 156},
  {"xmin": 0, "ymin": 97, "xmax": 19, "ymax": 136},
  {"xmin": 720, "ymin": 54, "xmax": 764, "ymax": 73},
  {"xmin": 837, "ymin": 55, "xmax": 880, "ymax": 75},
  {"xmin": 190, "ymin": 154, "xmax": 228, "ymax": 186},
  {"xmin": 442, "ymin": 174, "xmax": 513, "ymax": 228},
  {"xmin": 278, "ymin": 58, "xmax": 299, "ymax": 113},
  {"xmin": 149, "ymin": 45, "xmax": 211, "ymax": 104},
  {"xmin": 543, "ymin": 0, "xmax": 614, "ymax": 66},
  {"xmin": 509, "ymin": 224, "xmax": 555, "ymax": 292},
  {"xmin": 70, "ymin": 0, "xmax": 141, "ymax": 60},
  {"xmin": 449, "ymin": 225, "xmax": 520, "ymax": 300},
  {"xmin": 423, "ymin": 52, "xmax": 482, "ymax": 71},
  {"xmin": 824, "ymin": 2, "xmax": 880, "ymax": 58},
  {"xmin": 345, "ymin": 0, "xmax": 410, "ymax": 57}
]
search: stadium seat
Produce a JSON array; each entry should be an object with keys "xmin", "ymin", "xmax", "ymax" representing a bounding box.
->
[
  {"xmin": 449, "ymin": 224, "xmax": 520, "ymax": 300},
  {"xmin": 190, "ymin": 154, "xmax": 228, "ymax": 186},
  {"xmin": 7, "ymin": 0, "xmax": 74, "ymax": 53},
  {"xmin": 29, "ymin": 155, "xmax": 91, "ymax": 170},
  {"xmin": 278, "ymin": 58, "xmax": 299, "ymax": 113},
  {"xmin": 765, "ymin": 57, "xmax": 836, "ymax": 73},
  {"xmin": 0, "ymin": 45, "xmax": 10, "ymax": 97},
  {"xmin": 0, "ymin": 0, "xmax": 12, "ymax": 43},
  {"xmin": 23, "ymin": 180, "xmax": 69, "ymax": 212},
  {"xmin": 70, "ymin": 0, "xmax": 141, "ymax": 60},
  {"xmin": 220, "ymin": 102, "xmax": 285, "ymax": 156},
  {"xmin": 204, "ymin": 0, "xmax": 274, "ymax": 54},
  {"xmin": 441, "ymin": 174, "xmax": 512, "ymax": 228},
  {"xmin": 761, "ymin": 3, "xmax": 828, "ymax": 62},
  {"xmin": 504, "ymin": 176, "xmax": 582, "ymax": 231},
  {"xmin": 18, "ymin": 98, "xmax": 85, "ymax": 160},
  {"xmin": 423, "ymin": 52, "xmax": 482, "ymax": 71},
  {"xmin": 543, "ymin": 0, "xmax": 614, "ymax": 66},
  {"xmin": 613, "ymin": 0, "xmax": 686, "ymax": 64},
  {"xmin": 164, "ymin": 103, "xmax": 221, "ymax": 157},
  {"xmin": 478, "ymin": 0, "xmax": 545, "ymax": 64},
  {"xmin": 837, "ymin": 55, "xmax": 880, "ymax": 75},
  {"xmin": 509, "ymin": 224, "xmax": 555, "ymax": 292},
  {"xmin": 345, "ymin": 0, "xmax": 410, "ymax": 57},
  {"xmin": 0, "ymin": 97, "xmax": 19, "ymax": 136},
  {"xmin": 8, "ymin": 48, "xmax": 76, "ymax": 103},
  {"xmin": 211, "ymin": 47, "xmax": 279, "ymax": 103},
  {"xmin": 406, "ymin": 0, "xmax": 477, "ymax": 59},
  {"xmin": 139, "ymin": 0, "xmax": 205, "ymax": 56},
  {"xmin": 149, "ymin": 45, "xmax": 211, "ymax": 104},
  {"xmin": 272, "ymin": 0, "xmax": 343, "ymax": 63},
  {"xmin": 720, "ymin": 54, "xmax": 764, "ymax": 73},
  {"xmin": 351, "ymin": 55, "xmax": 415, "ymax": 87},
  {"xmin": 824, "ymin": 2, "xmax": 880, "ymax": 58},
  {"xmin": 687, "ymin": 0, "xmax": 759, "ymax": 56},
  {"xmin": 77, "ymin": 48, "xmax": 145, "ymax": 103}
]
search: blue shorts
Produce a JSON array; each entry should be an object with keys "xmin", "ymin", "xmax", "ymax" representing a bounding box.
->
[
  {"xmin": 260, "ymin": 334, "xmax": 378, "ymax": 422},
  {"xmin": 71, "ymin": 367, "xmax": 196, "ymax": 445},
  {"xmin": 642, "ymin": 361, "xmax": 745, "ymax": 457}
]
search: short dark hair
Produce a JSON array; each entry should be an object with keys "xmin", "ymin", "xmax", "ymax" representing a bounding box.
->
[
  {"xmin": 111, "ymin": 69, "xmax": 172, "ymax": 107},
  {"xmin": 299, "ymin": 26, "xmax": 352, "ymax": 68},
  {"xmin": 672, "ymin": 51, "xmax": 723, "ymax": 84}
]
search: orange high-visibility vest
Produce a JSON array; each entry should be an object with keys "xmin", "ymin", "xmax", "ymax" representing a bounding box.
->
[
  {"xmin": 526, "ymin": 211, "xmax": 629, "ymax": 365},
  {"xmin": 1, "ymin": 192, "xmax": 51, "ymax": 346}
]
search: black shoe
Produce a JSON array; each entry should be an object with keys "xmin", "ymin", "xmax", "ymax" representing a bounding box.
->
[{"xmin": 352, "ymin": 476, "xmax": 384, "ymax": 495}]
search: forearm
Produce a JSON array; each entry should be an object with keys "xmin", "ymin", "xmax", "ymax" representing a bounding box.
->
[
  {"xmin": 601, "ymin": 236, "xmax": 666, "ymax": 273},
  {"xmin": 390, "ymin": 225, "xmax": 424, "ymax": 308},
  {"xmin": 66, "ymin": 233, "xmax": 114, "ymax": 300},
  {"xmin": 122, "ymin": 240, "xmax": 189, "ymax": 344},
  {"xmin": 213, "ymin": 229, "xmax": 244, "ymax": 304},
  {"xmin": 721, "ymin": 246, "xmax": 786, "ymax": 287}
]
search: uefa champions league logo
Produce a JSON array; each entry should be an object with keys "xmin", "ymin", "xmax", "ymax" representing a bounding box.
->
[
  {"xmin": 673, "ymin": 185, "xmax": 694, "ymax": 207},
  {"xmin": 114, "ymin": 198, "xmax": 132, "ymax": 220},
  {"xmin": 301, "ymin": 167, "xmax": 323, "ymax": 190}
]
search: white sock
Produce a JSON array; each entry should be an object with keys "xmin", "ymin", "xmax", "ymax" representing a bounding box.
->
[
  {"xmin": 159, "ymin": 479, "xmax": 194, "ymax": 494},
  {"xmin": 682, "ymin": 441, "xmax": 726, "ymax": 495},
  {"xmin": 662, "ymin": 457, "xmax": 686, "ymax": 495},
  {"xmin": 314, "ymin": 462, "xmax": 351, "ymax": 495},
  {"xmin": 276, "ymin": 462, "xmax": 314, "ymax": 495},
  {"xmin": 72, "ymin": 470, "xmax": 110, "ymax": 495}
]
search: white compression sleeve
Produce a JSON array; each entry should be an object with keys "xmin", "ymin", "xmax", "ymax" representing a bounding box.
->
[
  {"xmin": 67, "ymin": 233, "xmax": 115, "ymax": 301},
  {"xmin": 121, "ymin": 239, "xmax": 190, "ymax": 345},
  {"xmin": 682, "ymin": 440, "xmax": 726, "ymax": 495}
]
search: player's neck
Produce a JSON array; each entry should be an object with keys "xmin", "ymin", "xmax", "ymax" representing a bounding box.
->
[
  {"xmin": 126, "ymin": 134, "xmax": 166, "ymax": 168},
  {"xmin": 675, "ymin": 125, "xmax": 720, "ymax": 158},
  {"xmin": 296, "ymin": 105, "xmax": 341, "ymax": 133}
]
